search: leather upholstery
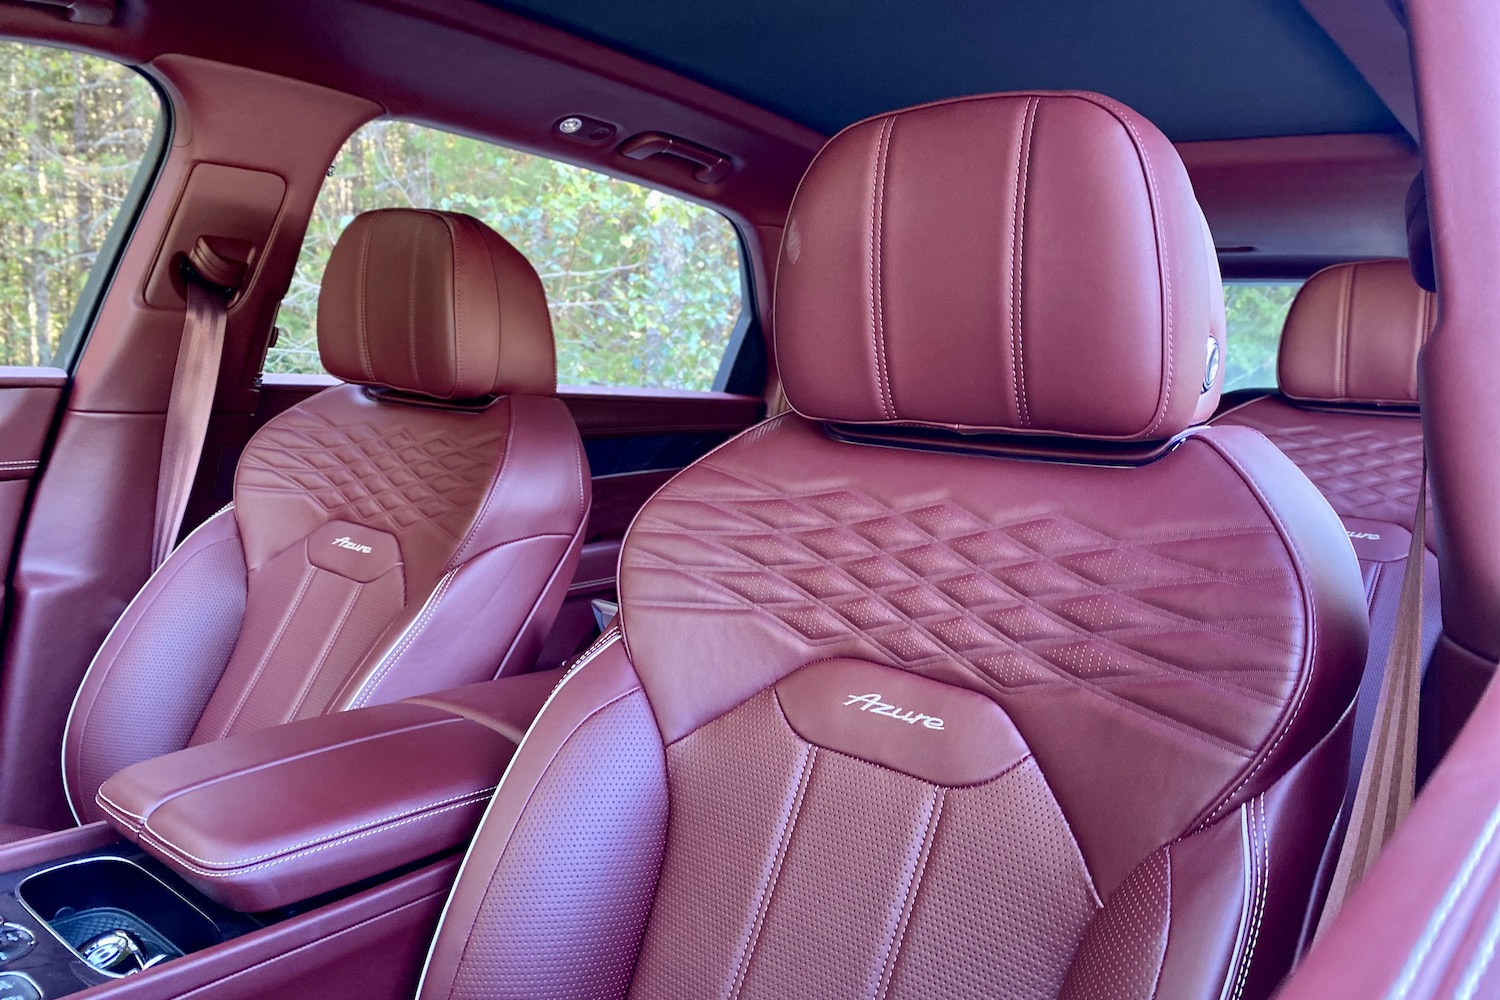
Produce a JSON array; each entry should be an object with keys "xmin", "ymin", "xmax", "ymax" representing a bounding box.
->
[
  {"xmin": 776, "ymin": 91, "xmax": 1226, "ymax": 439},
  {"xmin": 419, "ymin": 93, "xmax": 1366, "ymax": 1000},
  {"xmin": 1277, "ymin": 259, "xmax": 1436, "ymax": 406},
  {"xmin": 1216, "ymin": 259, "xmax": 1441, "ymax": 812},
  {"xmin": 64, "ymin": 210, "xmax": 589, "ymax": 823},
  {"xmin": 319, "ymin": 209, "xmax": 556, "ymax": 400},
  {"xmin": 96, "ymin": 669, "xmax": 561, "ymax": 912}
]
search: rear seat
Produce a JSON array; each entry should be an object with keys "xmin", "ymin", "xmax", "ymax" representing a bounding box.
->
[{"xmin": 1214, "ymin": 259, "xmax": 1441, "ymax": 785}]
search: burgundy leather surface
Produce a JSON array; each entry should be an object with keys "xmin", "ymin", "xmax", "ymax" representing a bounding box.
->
[
  {"xmin": 776, "ymin": 91, "xmax": 1225, "ymax": 439},
  {"xmin": 319, "ymin": 209, "xmax": 556, "ymax": 400},
  {"xmin": 417, "ymin": 633, "xmax": 669, "ymax": 1000},
  {"xmin": 1277, "ymin": 260, "xmax": 1435, "ymax": 405},
  {"xmin": 420, "ymin": 93, "xmax": 1366, "ymax": 1000},
  {"xmin": 64, "ymin": 212, "xmax": 590, "ymax": 822},
  {"xmin": 95, "ymin": 671, "xmax": 556, "ymax": 911}
]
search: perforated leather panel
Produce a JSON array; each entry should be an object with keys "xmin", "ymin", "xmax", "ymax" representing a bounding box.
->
[
  {"xmin": 66, "ymin": 511, "xmax": 247, "ymax": 814},
  {"xmin": 445, "ymin": 690, "xmax": 667, "ymax": 1000},
  {"xmin": 1060, "ymin": 849, "xmax": 1172, "ymax": 1000},
  {"xmin": 629, "ymin": 688, "xmax": 1099, "ymax": 1000}
]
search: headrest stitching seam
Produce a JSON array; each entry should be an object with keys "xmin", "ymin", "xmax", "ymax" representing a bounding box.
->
[
  {"xmin": 870, "ymin": 116, "xmax": 896, "ymax": 420},
  {"xmin": 406, "ymin": 217, "xmax": 424, "ymax": 396},
  {"xmin": 443, "ymin": 214, "xmax": 467, "ymax": 397},
  {"xmin": 1104, "ymin": 101, "xmax": 1176, "ymax": 438},
  {"xmin": 355, "ymin": 218, "xmax": 375, "ymax": 383},
  {"xmin": 1350, "ymin": 263, "xmax": 1362, "ymax": 401},
  {"xmin": 1011, "ymin": 96, "xmax": 1040, "ymax": 428}
]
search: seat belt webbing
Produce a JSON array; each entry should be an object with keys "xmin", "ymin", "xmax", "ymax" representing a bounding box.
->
[
  {"xmin": 1315, "ymin": 457, "xmax": 1428, "ymax": 936},
  {"xmin": 150, "ymin": 237, "xmax": 249, "ymax": 568}
]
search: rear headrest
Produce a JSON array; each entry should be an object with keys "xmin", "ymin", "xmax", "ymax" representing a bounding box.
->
[
  {"xmin": 1278, "ymin": 259, "xmax": 1435, "ymax": 406},
  {"xmin": 318, "ymin": 209, "xmax": 556, "ymax": 400},
  {"xmin": 775, "ymin": 91, "xmax": 1225, "ymax": 441}
]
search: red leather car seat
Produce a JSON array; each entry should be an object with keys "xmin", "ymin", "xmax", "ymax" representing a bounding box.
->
[
  {"xmin": 417, "ymin": 93, "xmax": 1367, "ymax": 1000},
  {"xmin": 1214, "ymin": 260, "xmax": 1438, "ymax": 785},
  {"xmin": 61, "ymin": 208, "xmax": 590, "ymax": 825}
]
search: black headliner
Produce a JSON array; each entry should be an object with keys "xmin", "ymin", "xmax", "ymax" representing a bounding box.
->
[{"xmin": 486, "ymin": 0, "xmax": 1399, "ymax": 141}]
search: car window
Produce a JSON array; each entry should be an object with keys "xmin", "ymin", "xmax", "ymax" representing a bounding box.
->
[
  {"xmin": 0, "ymin": 42, "xmax": 162, "ymax": 369},
  {"xmin": 1222, "ymin": 282, "xmax": 1302, "ymax": 392},
  {"xmin": 272, "ymin": 121, "xmax": 746, "ymax": 391}
]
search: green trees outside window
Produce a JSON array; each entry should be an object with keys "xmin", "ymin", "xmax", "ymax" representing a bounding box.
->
[
  {"xmin": 275, "ymin": 121, "xmax": 744, "ymax": 391},
  {"xmin": 0, "ymin": 42, "xmax": 159, "ymax": 368},
  {"xmin": 1222, "ymin": 282, "xmax": 1301, "ymax": 392}
]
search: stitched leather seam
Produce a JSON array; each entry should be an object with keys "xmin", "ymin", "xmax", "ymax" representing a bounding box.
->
[
  {"xmin": 727, "ymin": 743, "xmax": 815, "ymax": 1000},
  {"xmin": 96, "ymin": 791, "xmax": 145, "ymax": 827},
  {"xmin": 282, "ymin": 578, "xmax": 364, "ymax": 723},
  {"xmin": 439, "ymin": 213, "xmax": 467, "ymax": 396},
  {"xmin": 141, "ymin": 790, "xmax": 496, "ymax": 878},
  {"xmin": 104, "ymin": 716, "xmax": 464, "ymax": 828},
  {"xmin": 1086, "ymin": 94, "xmax": 1175, "ymax": 436},
  {"xmin": 95, "ymin": 800, "xmax": 140, "ymax": 839},
  {"xmin": 212, "ymin": 562, "xmax": 318, "ymax": 741},
  {"xmin": 141, "ymin": 784, "xmax": 499, "ymax": 867},
  {"xmin": 350, "ymin": 569, "xmax": 457, "ymax": 709},
  {"xmin": 1228, "ymin": 796, "xmax": 1270, "ymax": 1000},
  {"xmin": 407, "ymin": 216, "xmax": 425, "ymax": 394},
  {"xmin": 1198, "ymin": 435, "xmax": 1317, "ymax": 824},
  {"xmin": 1339, "ymin": 265, "xmax": 1355, "ymax": 400},
  {"xmin": 1011, "ymin": 96, "xmax": 1038, "ymax": 428},
  {"xmin": 644, "ymin": 462, "xmax": 1296, "ymax": 715},
  {"xmin": 452, "ymin": 396, "xmax": 517, "ymax": 567},
  {"xmin": 870, "ymin": 116, "xmax": 896, "ymax": 420},
  {"xmin": 873, "ymin": 786, "xmax": 944, "ymax": 1000},
  {"xmin": 356, "ymin": 217, "xmax": 375, "ymax": 382}
]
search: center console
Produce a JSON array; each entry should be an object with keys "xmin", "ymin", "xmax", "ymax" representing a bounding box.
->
[{"xmin": 0, "ymin": 668, "xmax": 560, "ymax": 999}]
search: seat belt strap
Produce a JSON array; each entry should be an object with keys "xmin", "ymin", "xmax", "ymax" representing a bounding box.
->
[
  {"xmin": 1315, "ymin": 456, "xmax": 1428, "ymax": 937},
  {"xmin": 150, "ymin": 237, "xmax": 250, "ymax": 568}
]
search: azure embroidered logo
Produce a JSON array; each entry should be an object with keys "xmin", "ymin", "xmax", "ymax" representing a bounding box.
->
[
  {"xmin": 331, "ymin": 536, "xmax": 373, "ymax": 554},
  {"xmin": 842, "ymin": 693, "xmax": 946, "ymax": 730}
]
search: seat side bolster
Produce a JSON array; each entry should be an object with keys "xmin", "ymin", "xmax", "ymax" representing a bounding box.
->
[
  {"xmin": 63, "ymin": 507, "xmax": 248, "ymax": 823},
  {"xmin": 1191, "ymin": 425, "xmax": 1370, "ymax": 824},
  {"xmin": 416, "ymin": 632, "xmax": 668, "ymax": 1000}
]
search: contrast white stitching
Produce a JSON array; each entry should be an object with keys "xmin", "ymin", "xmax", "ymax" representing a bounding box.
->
[{"xmin": 143, "ymin": 785, "xmax": 498, "ymax": 868}]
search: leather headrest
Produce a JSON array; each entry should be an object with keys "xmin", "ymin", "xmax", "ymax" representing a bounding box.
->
[
  {"xmin": 775, "ymin": 91, "xmax": 1225, "ymax": 441},
  {"xmin": 1406, "ymin": 173, "xmax": 1436, "ymax": 293},
  {"xmin": 318, "ymin": 209, "xmax": 556, "ymax": 400},
  {"xmin": 1278, "ymin": 259, "xmax": 1435, "ymax": 406}
]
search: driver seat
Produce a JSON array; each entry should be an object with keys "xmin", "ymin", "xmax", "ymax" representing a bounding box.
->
[{"xmin": 416, "ymin": 92, "xmax": 1366, "ymax": 1000}]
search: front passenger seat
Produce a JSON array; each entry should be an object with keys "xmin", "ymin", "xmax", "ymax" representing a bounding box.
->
[
  {"xmin": 62, "ymin": 208, "xmax": 590, "ymax": 826},
  {"xmin": 415, "ymin": 93, "xmax": 1366, "ymax": 1000}
]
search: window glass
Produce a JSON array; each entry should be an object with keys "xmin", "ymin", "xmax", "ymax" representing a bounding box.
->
[
  {"xmin": 1222, "ymin": 282, "xmax": 1302, "ymax": 392},
  {"xmin": 0, "ymin": 42, "xmax": 161, "ymax": 367},
  {"xmin": 273, "ymin": 121, "xmax": 745, "ymax": 391}
]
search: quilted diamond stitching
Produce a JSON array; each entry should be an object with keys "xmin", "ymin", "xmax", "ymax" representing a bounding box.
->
[
  {"xmin": 238, "ymin": 407, "xmax": 502, "ymax": 542},
  {"xmin": 629, "ymin": 464, "xmax": 1301, "ymax": 751},
  {"xmin": 1227, "ymin": 411, "xmax": 1422, "ymax": 525}
]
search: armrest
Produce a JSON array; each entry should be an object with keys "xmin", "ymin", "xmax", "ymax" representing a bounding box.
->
[{"xmin": 97, "ymin": 668, "xmax": 562, "ymax": 912}]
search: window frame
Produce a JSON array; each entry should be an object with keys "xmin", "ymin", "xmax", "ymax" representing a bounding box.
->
[{"xmin": 271, "ymin": 118, "xmax": 759, "ymax": 396}]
